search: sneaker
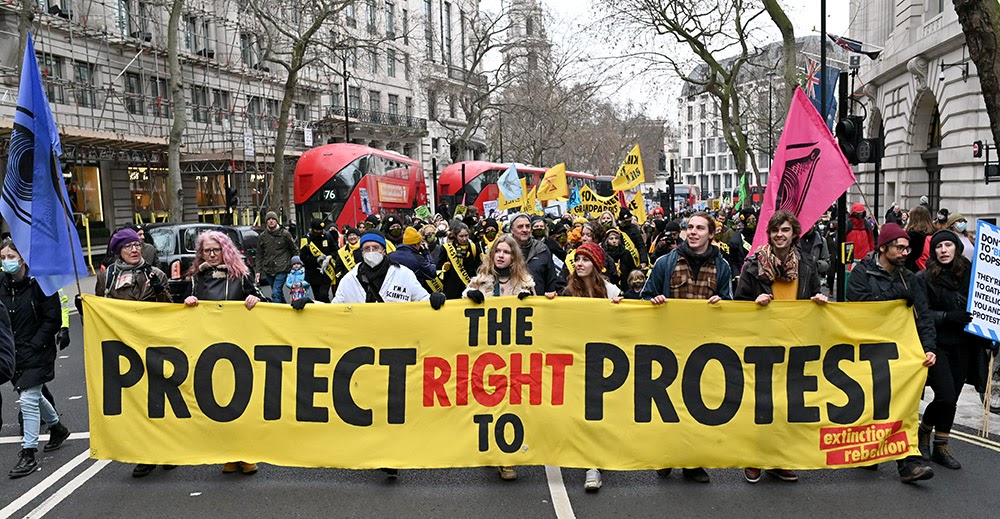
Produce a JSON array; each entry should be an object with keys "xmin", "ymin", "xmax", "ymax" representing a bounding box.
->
[
  {"xmin": 222, "ymin": 462, "xmax": 239, "ymax": 473},
  {"xmin": 43, "ymin": 422, "xmax": 70, "ymax": 452},
  {"xmin": 743, "ymin": 468, "xmax": 762, "ymax": 483},
  {"xmin": 132, "ymin": 464, "xmax": 156, "ymax": 478},
  {"xmin": 898, "ymin": 460, "xmax": 934, "ymax": 483},
  {"xmin": 682, "ymin": 467, "xmax": 710, "ymax": 483},
  {"xmin": 9, "ymin": 448, "xmax": 38, "ymax": 479},
  {"xmin": 239, "ymin": 462, "xmax": 258, "ymax": 475},
  {"xmin": 654, "ymin": 468, "xmax": 672, "ymax": 478},
  {"xmin": 765, "ymin": 469, "xmax": 799, "ymax": 482},
  {"xmin": 380, "ymin": 468, "xmax": 399, "ymax": 478},
  {"xmin": 931, "ymin": 443, "xmax": 961, "ymax": 470},
  {"xmin": 498, "ymin": 466, "xmax": 517, "ymax": 480},
  {"xmin": 584, "ymin": 468, "xmax": 602, "ymax": 491}
]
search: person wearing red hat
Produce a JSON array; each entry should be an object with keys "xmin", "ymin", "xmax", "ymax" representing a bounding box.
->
[
  {"xmin": 847, "ymin": 222, "xmax": 938, "ymax": 484},
  {"xmin": 845, "ymin": 203, "xmax": 876, "ymax": 270}
]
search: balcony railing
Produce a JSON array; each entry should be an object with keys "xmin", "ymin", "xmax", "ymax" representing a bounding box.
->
[
  {"xmin": 446, "ymin": 66, "xmax": 488, "ymax": 88},
  {"xmin": 324, "ymin": 106, "xmax": 427, "ymax": 130}
]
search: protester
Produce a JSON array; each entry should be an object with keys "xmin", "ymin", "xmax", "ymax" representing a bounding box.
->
[
  {"xmin": 389, "ymin": 227, "xmax": 438, "ymax": 292},
  {"xmin": 944, "ymin": 213, "xmax": 974, "ymax": 261},
  {"xmin": 300, "ymin": 219, "xmax": 337, "ymax": 302},
  {"xmin": 885, "ymin": 202, "xmax": 902, "ymax": 225},
  {"xmin": 510, "ymin": 214, "xmax": 561, "ymax": 297},
  {"xmin": 285, "ymin": 256, "xmax": 311, "ymax": 303},
  {"xmin": 845, "ymin": 203, "xmax": 876, "ymax": 270},
  {"xmin": 463, "ymin": 233, "xmax": 534, "ymax": 481},
  {"xmin": 735, "ymin": 211, "xmax": 827, "ymax": 484},
  {"xmin": 726, "ymin": 208, "xmax": 757, "ymax": 283},
  {"xmin": 184, "ymin": 231, "xmax": 264, "ymax": 475},
  {"xmin": 437, "ymin": 221, "xmax": 481, "ymax": 299},
  {"xmin": 905, "ymin": 206, "xmax": 936, "ymax": 272},
  {"xmin": 481, "ymin": 218, "xmax": 501, "ymax": 251},
  {"xmin": 915, "ymin": 230, "xmax": 993, "ymax": 470},
  {"xmin": 0, "ymin": 305, "xmax": 12, "ymax": 432},
  {"xmin": 641, "ymin": 212, "xmax": 732, "ymax": 484},
  {"xmin": 329, "ymin": 230, "xmax": 444, "ymax": 308},
  {"xmin": 131, "ymin": 225, "xmax": 160, "ymax": 267},
  {"xmin": 798, "ymin": 223, "xmax": 830, "ymax": 277},
  {"xmin": 846, "ymin": 223, "xmax": 937, "ymax": 484},
  {"xmin": 256, "ymin": 211, "xmax": 297, "ymax": 303},
  {"xmin": 622, "ymin": 269, "xmax": 646, "ymax": 299},
  {"xmin": 618, "ymin": 208, "xmax": 648, "ymax": 269},
  {"xmin": 383, "ymin": 215, "xmax": 405, "ymax": 247},
  {"xmin": 603, "ymin": 228, "xmax": 637, "ymax": 292},
  {"xmin": 0, "ymin": 239, "xmax": 69, "ymax": 479}
]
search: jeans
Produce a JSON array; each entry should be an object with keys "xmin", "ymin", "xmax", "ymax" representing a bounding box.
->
[
  {"xmin": 270, "ymin": 273, "xmax": 288, "ymax": 303},
  {"xmin": 20, "ymin": 385, "xmax": 59, "ymax": 449}
]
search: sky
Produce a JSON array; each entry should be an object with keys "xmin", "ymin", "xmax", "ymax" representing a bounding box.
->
[{"xmin": 483, "ymin": 0, "xmax": 853, "ymax": 122}]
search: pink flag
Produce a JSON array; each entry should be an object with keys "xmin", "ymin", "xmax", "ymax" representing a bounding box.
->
[{"xmin": 751, "ymin": 87, "xmax": 856, "ymax": 251}]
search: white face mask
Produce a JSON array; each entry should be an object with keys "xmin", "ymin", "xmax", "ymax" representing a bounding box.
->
[{"xmin": 363, "ymin": 251, "xmax": 384, "ymax": 267}]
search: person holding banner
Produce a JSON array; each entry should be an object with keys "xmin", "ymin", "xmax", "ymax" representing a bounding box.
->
[
  {"xmin": 299, "ymin": 219, "xmax": 337, "ymax": 303},
  {"xmin": 510, "ymin": 214, "xmax": 561, "ymax": 297},
  {"xmin": 462, "ymin": 233, "xmax": 535, "ymax": 481},
  {"xmin": 0, "ymin": 239, "xmax": 71, "ymax": 479},
  {"xmin": 735, "ymin": 211, "xmax": 827, "ymax": 484},
  {"xmin": 603, "ymin": 228, "xmax": 637, "ymax": 292},
  {"xmin": 437, "ymin": 222, "xmax": 481, "ymax": 299},
  {"xmin": 846, "ymin": 223, "xmax": 938, "ymax": 484},
  {"xmin": 641, "ymin": 212, "xmax": 732, "ymax": 484},
  {"xmin": 914, "ymin": 230, "xmax": 993, "ymax": 470}
]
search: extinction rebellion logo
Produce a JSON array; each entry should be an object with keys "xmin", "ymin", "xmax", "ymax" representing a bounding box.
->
[{"xmin": 821, "ymin": 421, "xmax": 909, "ymax": 465}]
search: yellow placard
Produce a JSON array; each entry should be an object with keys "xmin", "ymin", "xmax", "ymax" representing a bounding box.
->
[
  {"xmin": 611, "ymin": 144, "xmax": 644, "ymax": 191},
  {"xmin": 628, "ymin": 191, "xmax": 647, "ymax": 225},
  {"xmin": 84, "ymin": 296, "xmax": 927, "ymax": 470},
  {"xmin": 537, "ymin": 163, "xmax": 569, "ymax": 201},
  {"xmin": 498, "ymin": 178, "xmax": 527, "ymax": 210},
  {"xmin": 570, "ymin": 185, "xmax": 620, "ymax": 216}
]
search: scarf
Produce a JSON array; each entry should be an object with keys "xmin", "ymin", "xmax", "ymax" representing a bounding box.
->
[
  {"xmin": 677, "ymin": 241, "xmax": 717, "ymax": 280},
  {"xmin": 754, "ymin": 244, "xmax": 799, "ymax": 283},
  {"xmin": 358, "ymin": 256, "xmax": 393, "ymax": 303}
]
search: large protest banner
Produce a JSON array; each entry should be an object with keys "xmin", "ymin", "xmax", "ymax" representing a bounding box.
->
[
  {"xmin": 84, "ymin": 296, "xmax": 927, "ymax": 470},
  {"xmin": 966, "ymin": 219, "xmax": 1000, "ymax": 342}
]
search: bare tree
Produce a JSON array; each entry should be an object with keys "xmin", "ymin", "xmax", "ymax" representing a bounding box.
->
[
  {"xmin": 167, "ymin": 0, "xmax": 186, "ymax": 221},
  {"xmin": 953, "ymin": 0, "xmax": 1000, "ymax": 150}
]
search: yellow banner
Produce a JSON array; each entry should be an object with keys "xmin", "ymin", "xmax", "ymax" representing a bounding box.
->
[
  {"xmin": 522, "ymin": 184, "xmax": 542, "ymax": 215},
  {"xmin": 569, "ymin": 185, "xmax": 620, "ymax": 216},
  {"xmin": 628, "ymin": 191, "xmax": 647, "ymax": 225},
  {"xmin": 498, "ymin": 178, "xmax": 527, "ymax": 210},
  {"xmin": 537, "ymin": 163, "xmax": 569, "ymax": 201},
  {"xmin": 84, "ymin": 296, "xmax": 927, "ymax": 470},
  {"xmin": 612, "ymin": 144, "xmax": 644, "ymax": 191}
]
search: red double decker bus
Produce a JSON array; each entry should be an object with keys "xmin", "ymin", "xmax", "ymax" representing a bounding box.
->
[
  {"xmin": 437, "ymin": 161, "xmax": 599, "ymax": 215},
  {"xmin": 294, "ymin": 143, "xmax": 427, "ymax": 231}
]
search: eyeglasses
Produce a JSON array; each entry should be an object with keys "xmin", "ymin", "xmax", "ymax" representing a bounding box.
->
[
  {"xmin": 892, "ymin": 245, "xmax": 911, "ymax": 254},
  {"xmin": 122, "ymin": 242, "xmax": 143, "ymax": 251},
  {"xmin": 203, "ymin": 247, "xmax": 222, "ymax": 256}
]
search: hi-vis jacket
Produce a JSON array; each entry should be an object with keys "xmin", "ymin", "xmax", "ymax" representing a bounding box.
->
[{"xmin": 332, "ymin": 263, "xmax": 430, "ymax": 304}]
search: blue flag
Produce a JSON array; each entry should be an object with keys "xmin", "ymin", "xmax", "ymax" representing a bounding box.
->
[
  {"xmin": 1, "ymin": 34, "xmax": 87, "ymax": 295},
  {"xmin": 497, "ymin": 163, "xmax": 522, "ymax": 202},
  {"xmin": 566, "ymin": 186, "xmax": 581, "ymax": 212}
]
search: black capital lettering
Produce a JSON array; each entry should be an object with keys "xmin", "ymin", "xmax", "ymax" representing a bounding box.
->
[
  {"xmin": 824, "ymin": 344, "xmax": 865, "ymax": 424},
  {"xmin": 682, "ymin": 343, "xmax": 743, "ymax": 426},
  {"xmin": 465, "ymin": 308, "xmax": 485, "ymax": 346},
  {"xmin": 487, "ymin": 307, "xmax": 512, "ymax": 346},
  {"xmin": 146, "ymin": 347, "xmax": 190, "ymax": 419},
  {"xmin": 787, "ymin": 346, "xmax": 821, "ymax": 423},
  {"xmin": 495, "ymin": 413, "xmax": 524, "ymax": 453},
  {"xmin": 297, "ymin": 348, "xmax": 331, "ymax": 423},
  {"xmin": 585, "ymin": 342, "xmax": 629, "ymax": 420},
  {"xmin": 333, "ymin": 347, "xmax": 375, "ymax": 426},
  {"xmin": 744, "ymin": 346, "xmax": 786, "ymax": 425},
  {"xmin": 633, "ymin": 345, "xmax": 679, "ymax": 423},
  {"xmin": 254, "ymin": 345, "xmax": 293, "ymax": 421},
  {"xmin": 193, "ymin": 343, "xmax": 253, "ymax": 423},
  {"xmin": 860, "ymin": 342, "xmax": 899, "ymax": 420},
  {"xmin": 515, "ymin": 307, "xmax": 533, "ymax": 345},
  {"xmin": 102, "ymin": 341, "xmax": 144, "ymax": 416},
  {"xmin": 474, "ymin": 414, "xmax": 493, "ymax": 452},
  {"xmin": 380, "ymin": 348, "xmax": 417, "ymax": 424}
]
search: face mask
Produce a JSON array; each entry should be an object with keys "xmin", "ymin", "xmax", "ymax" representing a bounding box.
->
[
  {"xmin": 424, "ymin": 235, "xmax": 436, "ymax": 244},
  {"xmin": 363, "ymin": 252, "xmax": 384, "ymax": 267},
  {"xmin": 389, "ymin": 228, "xmax": 403, "ymax": 238},
  {"xmin": 2, "ymin": 260, "xmax": 20, "ymax": 274},
  {"xmin": 437, "ymin": 224, "xmax": 447, "ymax": 232},
  {"xmin": 532, "ymin": 229, "xmax": 546, "ymax": 239},
  {"xmin": 745, "ymin": 221, "xmax": 756, "ymax": 230},
  {"xmin": 956, "ymin": 222, "xmax": 967, "ymax": 233},
  {"xmin": 486, "ymin": 230, "xmax": 498, "ymax": 239},
  {"xmin": 631, "ymin": 282, "xmax": 644, "ymax": 291},
  {"xmin": 556, "ymin": 235, "xmax": 568, "ymax": 245}
]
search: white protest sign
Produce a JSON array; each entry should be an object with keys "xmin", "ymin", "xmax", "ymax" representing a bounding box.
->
[
  {"xmin": 966, "ymin": 219, "xmax": 1000, "ymax": 342},
  {"xmin": 482, "ymin": 200, "xmax": 499, "ymax": 218}
]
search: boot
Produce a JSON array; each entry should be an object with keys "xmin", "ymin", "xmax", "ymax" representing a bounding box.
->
[
  {"xmin": 9, "ymin": 448, "xmax": 38, "ymax": 479},
  {"xmin": 44, "ymin": 422, "xmax": 70, "ymax": 452},
  {"xmin": 917, "ymin": 427, "xmax": 932, "ymax": 460},
  {"xmin": 931, "ymin": 443, "xmax": 961, "ymax": 469}
]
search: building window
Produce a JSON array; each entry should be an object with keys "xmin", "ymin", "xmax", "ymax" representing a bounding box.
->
[
  {"xmin": 405, "ymin": 96, "xmax": 414, "ymax": 118},
  {"xmin": 724, "ymin": 174, "xmax": 733, "ymax": 190},
  {"xmin": 346, "ymin": 3, "xmax": 356, "ymax": 27},
  {"xmin": 38, "ymin": 54, "xmax": 65, "ymax": 104},
  {"xmin": 386, "ymin": 2, "xmax": 395, "ymax": 38},
  {"xmin": 694, "ymin": 158, "xmax": 702, "ymax": 172},
  {"xmin": 424, "ymin": 0, "xmax": 434, "ymax": 61},
  {"xmin": 449, "ymin": 95, "xmax": 456, "ymax": 118},
  {"xmin": 707, "ymin": 139, "xmax": 715, "ymax": 154},
  {"xmin": 348, "ymin": 86, "xmax": 361, "ymax": 112},
  {"xmin": 387, "ymin": 48, "xmax": 396, "ymax": 77},
  {"xmin": 196, "ymin": 173, "xmax": 226, "ymax": 210},
  {"xmin": 527, "ymin": 51, "xmax": 538, "ymax": 71},
  {"xmin": 191, "ymin": 86, "xmax": 209, "ymax": 123},
  {"xmin": 367, "ymin": 0, "xmax": 377, "ymax": 34},
  {"xmin": 404, "ymin": 53, "xmax": 411, "ymax": 80},
  {"xmin": 149, "ymin": 76, "xmax": 170, "ymax": 117},
  {"xmin": 265, "ymin": 99, "xmax": 279, "ymax": 128},
  {"xmin": 687, "ymin": 141, "xmax": 693, "ymax": 156},
  {"xmin": 125, "ymin": 72, "xmax": 143, "ymax": 114},
  {"xmin": 115, "ymin": 0, "xmax": 131, "ymax": 35},
  {"xmin": 427, "ymin": 89, "xmax": 437, "ymax": 119},
  {"xmin": 699, "ymin": 122, "xmax": 705, "ymax": 136},
  {"xmin": 184, "ymin": 15, "xmax": 197, "ymax": 52},
  {"xmin": 73, "ymin": 61, "xmax": 96, "ymax": 108},
  {"xmin": 369, "ymin": 90, "xmax": 381, "ymax": 115},
  {"xmin": 347, "ymin": 44, "xmax": 358, "ymax": 68},
  {"xmin": 369, "ymin": 48, "xmax": 378, "ymax": 73},
  {"xmin": 444, "ymin": 2, "xmax": 453, "ymax": 64},
  {"xmin": 213, "ymin": 89, "xmax": 230, "ymax": 125},
  {"xmin": 402, "ymin": 9, "xmax": 409, "ymax": 45},
  {"xmin": 687, "ymin": 105, "xmax": 692, "ymax": 120},
  {"xmin": 247, "ymin": 96, "xmax": 262, "ymax": 130},
  {"xmin": 682, "ymin": 158, "xmax": 690, "ymax": 173},
  {"xmin": 129, "ymin": 166, "xmax": 168, "ymax": 220},
  {"xmin": 331, "ymin": 83, "xmax": 341, "ymax": 108},
  {"xmin": 295, "ymin": 103, "xmax": 307, "ymax": 122},
  {"xmin": 526, "ymin": 16, "xmax": 534, "ymax": 36},
  {"xmin": 460, "ymin": 11, "xmax": 467, "ymax": 66},
  {"xmin": 240, "ymin": 33, "xmax": 254, "ymax": 66},
  {"xmin": 201, "ymin": 20, "xmax": 211, "ymax": 53},
  {"xmin": 68, "ymin": 164, "xmax": 105, "ymax": 224},
  {"xmin": 707, "ymin": 157, "xmax": 715, "ymax": 172},
  {"xmin": 388, "ymin": 94, "xmax": 399, "ymax": 116}
]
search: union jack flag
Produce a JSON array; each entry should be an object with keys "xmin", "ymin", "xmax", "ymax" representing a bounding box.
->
[
  {"xmin": 804, "ymin": 57, "xmax": 821, "ymax": 99},
  {"xmin": 802, "ymin": 56, "xmax": 839, "ymax": 131}
]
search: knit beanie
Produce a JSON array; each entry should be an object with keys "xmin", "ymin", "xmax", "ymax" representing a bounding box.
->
[
  {"xmin": 665, "ymin": 220, "xmax": 681, "ymax": 233},
  {"xmin": 265, "ymin": 211, "xmax": 278, "ymax": 223},
  {"xmin": 575, "ymin": 242, "xmax": 605, "ymax": 269},
  {"xmin": 944, "ymin": 212, "xmax": 966, "ymax": 230},
  {"xmin": 483, "ymin": 218, "xmax": 499, "ymax": 231},
  {"xmin": 877, "ymin": 223, "xmax": 908, "ymax": 249},
  {"xmin": 310, "ymin": 218, "xmax": 325, "ymax": 231},
  {"xmin": 360, "ymin": 230, "xmax": 387, "ymax": 249},
  {"xmin": 290, "ymin": 256, "xmax": 302, "ymax": 265},
  {"xmin": 930, "ymin": 229, "xmax": 964, "ymax": 256},
  {"xmin": 402, "ymin": 227, "xmax": 422, "ymax": 245},
  {"xmin": 109, "ymin": 228, "xmax": 141, "ymax": 255},
  {"xmin": 344, "ymin": 226, "xmax": 361, "ymax": 238}
]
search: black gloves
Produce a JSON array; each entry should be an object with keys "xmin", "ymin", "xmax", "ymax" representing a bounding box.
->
[
  {"xmin": 430, "ymin": 292, "xmax": 446, "ymax": 310},
  {"xmin": 944, "ymin": 310, "xmax": 973, "ymax": 325},
  {"xmin": 57, "ymin": 328, "xmax": 71, "ymax": 350},
  {"xmin": 149, "ymin": 274, "xmax": 165, "ymax": 294},
  {"xmin": 291, "ymin": 298, "xmax": 313, "ymax": 310},
  {"xmin": 74, "ymin": 294, "xmax": 83, "ymax": 315},
  {"xmin": 890, "ymin": 287, "xmax": 914, "ymax": 307},
  {"xmin": 467, "ymin": 289, "xmax": 485, "ymax": 304},
  {"xmin": 518, "ymin": 291, "xmax": 532, "ymax": 300}
]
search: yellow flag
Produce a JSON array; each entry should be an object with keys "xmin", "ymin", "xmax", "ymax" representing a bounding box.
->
[
  {"xmin": 611, "ymin": 144, "xmax": 644, "ymax": 191},
  {"xmin": 499, "ymin": 178, "xmax": 527, "ymax": 210},
  {"xmin": 523, "ymin": 184, "xmax": 540, "ymax": 214},
  {"xmin": 537, "ymin": 163, "xmax": 569, "ymax": 201},
  {"xmin": 628, "ymin": 191, "xmax": 647, "ymax": 225}
]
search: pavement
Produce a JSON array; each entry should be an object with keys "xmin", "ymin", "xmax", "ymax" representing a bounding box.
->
[{"xmin": 1, "ymin": 282, "xmax": 999, "ymax": 518}]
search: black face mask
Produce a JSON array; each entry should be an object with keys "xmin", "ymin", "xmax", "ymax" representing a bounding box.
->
[
  {"xmin": 532, "ymin": 229, "xmax": 546, "ymax": 239},
  {"xmin": 389, "ymin": 228, "xmax": 403, "ymax": 238},
  {"xmin": 556, "ymin": 234, "xmax": 568, "ymax": 245},
  {"xmin": 486, "ymin": 230, "xmax": 498, "ymax": 239}
]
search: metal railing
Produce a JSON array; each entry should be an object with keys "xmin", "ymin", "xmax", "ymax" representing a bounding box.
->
[{"xmin": 325, "ymin": 106, "xmax": 427, "ymax": 130}]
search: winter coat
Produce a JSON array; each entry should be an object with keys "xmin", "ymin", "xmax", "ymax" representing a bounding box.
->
[
  {"xmin": 734, "ymin": 250, "xmax": 821, "ymax": 301},
  {"xmin": 191, "ymin": 264, "xmax": 263, "ymax": 302},
  {"xmin": 141, "ymin": 242, "xmax": 159, "ymax": 268},
  {"xmin": 905, "ymin": 230, "xmax": 931, "ymax": 272},
  {"xmin": 256, "ymin": 226, "xmax": 297, "ymax": 276},
  {"xmin": 520, "ymin": 239, "xmax": 562, "ymax": 295},
  {"xmin": 0, "ymin": 273, "xmax": 61, "ymax": 391},
  {"xmin": 798, "ymin": 231, "xmax": 830, "ymax": 275},
  {"xmin": 464, "ymin": 272, "xmax": 535, "ymax": 298},
  {"xmin": 846, "ymin": 217, "xmax": 875, "ymax": 263},
  {"xmin": 437, "ymin": 242, "xmax": 482, "ymax": 299},
  {"xmin": 0, "ymin": 304, "xmax": 14, "ymax": 385},
  {"xmin": 390, "ymin": 245, "xmax": 438, "ymax": 285},
  {"xmin": 300, "ymin": 231, "xmax": 338, "ymax": 288},
  {"xmin": 333, "ymin": 263, "xmax": 430, "ymax": 304},
  {"xmin": 846, "ymin": 252, "xmax": 936, "ymax": 353},
  {"xmin": 641, "ymin": 246, "xmax": 733, "ymax": 300},
  {"xmin": 285, "ymin": 268, "xmax": 310, "ymax": 289},
  {"xmin": 619, "ymin": 223, "xmax": 649, "ymax": 265},
  {"xmin": 95, "ymin": 259, "xmax": 171, "ymax": 302}
]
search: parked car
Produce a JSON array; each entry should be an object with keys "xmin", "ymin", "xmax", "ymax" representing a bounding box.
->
[
  {"xmin": 232, "ymin": 225, "xmax": 260, "ymax": 270},
  {"xmin": 143, "ymin": 223, "xmax": 251, "ymax": 302}
]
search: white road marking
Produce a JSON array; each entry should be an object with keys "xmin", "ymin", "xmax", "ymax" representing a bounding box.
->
[
  {"xmin": 190, "ymin": 492, "xmax": 202, "ymax": 497},
  {"xmin": 67, "ymin": 396, "xmax": 82, "ymax": 400},
  {"xmin": 0, "ymin": 432, "xmax": 89, "ymax": 446},
  {"xmin": 57, "ymin": 356, "xmax": 68, "ymax": 360},
  {"xmin": 0, "ymin": 450, "xmax": 90, "ymax": 519},
  {"xmin": 22, "ymin": 459, "xmax": 111, "ymax": 518},
  {"xmin": 545, "ymin": 465, "xmax": 576, "ymax": 519}
]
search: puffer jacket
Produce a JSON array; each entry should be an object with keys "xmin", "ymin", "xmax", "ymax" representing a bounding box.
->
[
  {"xmin": 0, "ymin": 273, "xmax": 61, "ymax": 391},
  {"xmin": 735, "ymin": 250, "xmax": 821, "ymax": 301},
  {"xmin": 0, "ymin": 304, "xmax": 14, "ymax": 385},
  {"xmin": 846, "ymin": 251, "xmax": 936, "ymax": 353},
  {"xmin": 191, "ymin": 264, "xmax": 263, "ymax": 302},
  {"xmin": 255, "ymin": 226, "xmax": 297, "ymax": 276},
  {"xmin": 95, "ymin": 259, "xmax": 171, "ymax": 302}
]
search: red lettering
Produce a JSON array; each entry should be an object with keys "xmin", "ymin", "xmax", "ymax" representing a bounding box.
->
[
  {"xmin": 472, "ymin": 353, "xmax": 508, "ymax": 407},
  {"xmin": 546, "ymin": 354, "xmax": 574, "ymax": 405},
  {"xmin": 456, "ymin": 354, "xmax": 469, "ymax": 406},
  {"xmin": 509, "ymin": 353, "xmax": 543, "ymax": 405},
  {"xmin": 423, "ymin": 357, "xmax": 451, "ymax": 407}
]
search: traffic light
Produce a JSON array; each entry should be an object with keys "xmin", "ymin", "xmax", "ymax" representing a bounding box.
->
[
  {"xmin": 973, "ymin": 140, "xmax": 984, "ymax": 158},
  {"xmin": 836, "ymin": 115, "xmax": 864, "ymax": 165}
]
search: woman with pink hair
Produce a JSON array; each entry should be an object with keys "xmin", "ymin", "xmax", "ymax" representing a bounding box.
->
[{"xmin": 183, "ymin": 230, "xmax": 264, "ymax": 475}]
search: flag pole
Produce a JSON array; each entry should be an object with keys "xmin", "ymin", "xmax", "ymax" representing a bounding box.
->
[{"xmin": 52, "ymin": 151, "xmax": 84, "ymax": 295}]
